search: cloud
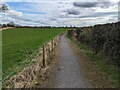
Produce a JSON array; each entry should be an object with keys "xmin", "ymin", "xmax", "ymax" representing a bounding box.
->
[
  {"xmin": 65, "ymin": 9, "xmax": 80, "ymax": 15},
  {"xmin": 9, "ymin": 15, "xmax": 48, "ymax": 25},
  {"xmin": 78, "ymin": 11, "xmax": 118, "ymax": 18},
  {"xmin": 1, "ymin": 3, "xmax": 48, "ymax": 25},
  {"xmin": 73, "ymin": 2, "xmax": 112, "ymax": 8},
  {"xmin": 6, "ymin": 10, "xmax": 23, "ymax": 16},
  {"xmin": 73, "ymin": 2, "xmax": 97, "ymax": 8},
  {"xmin": 1, "ymin": 1, "xmax": 118, "ymax": 27},
  {"xmin": 0, "ymin": 3, "xmax": 23, "ymax": 17},
  {"xmin": 59, "ymin": 11, "xmax": 117, "ymax": 19},
  {"xmin": 50, "ymin": 18, "xmax": 57, "ymax": 21}
]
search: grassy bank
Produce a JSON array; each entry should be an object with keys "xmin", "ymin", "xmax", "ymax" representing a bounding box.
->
[
  {"xmin": 68, "ymin": 35, "xmax": 120, "ymax": 88},
  {"xmin": 2, "ymin": 28, "xmax": 68, "ymax": 79}
]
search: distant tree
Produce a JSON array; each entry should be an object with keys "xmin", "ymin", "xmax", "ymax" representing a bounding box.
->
[
  {"xmin": 2, "ymin": 24, "xmax": 7, "ymax": 28},
  {"xmin": 7, "ymin": 22, "xmax": 15, "ymax": 27}
]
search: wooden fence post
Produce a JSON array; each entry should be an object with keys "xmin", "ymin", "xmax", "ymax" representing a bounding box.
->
[
  {"xmin": 54, "ymin": 38, "xmax": 55, "ymax": 46},
  {"xmin": 43, "ymin": 44, "xmax": 46, "ymax": 67},
  {"xmin": 48, "ymin": 43, "xmax": 51, "ymax": 61},
  {"xmin": 52, "ymin": 39, "xmax": 54, "ymax": 51},
  {"xmin": 55, "ymin": 37, "xmax": 56, "ymax": 46}
]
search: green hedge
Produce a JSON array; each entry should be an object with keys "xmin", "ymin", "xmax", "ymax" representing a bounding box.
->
[{"xmin": 68, "ymin": 22, "xmax": 120, "ymax": 66}]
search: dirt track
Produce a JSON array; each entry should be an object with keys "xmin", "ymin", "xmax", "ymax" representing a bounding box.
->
[
  {"xmin": 37, "ymin": 35, "xmax": 92, "ymax": 88},
  {"xmin": 36, "ymin": 34, "xmax": 113, "ymax": 88},
  {"xmin": 53, "ymin": 35, "xmax": 92, "ymax": 88},
  {"xmin": 0, "ymin": 27, "xmax": 14, "ymax": 31}
]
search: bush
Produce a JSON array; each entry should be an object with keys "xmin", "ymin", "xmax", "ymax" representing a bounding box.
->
[
  {"xmin": 67, "ymin": 22, "xmax": 120, "ymax": 66},
  {"xmin": 2, "ymin": 24, "xmax": 7, "ymax": 28}
]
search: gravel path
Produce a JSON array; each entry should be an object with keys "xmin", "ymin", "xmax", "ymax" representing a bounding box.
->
[
  {"xmin": 53, "ymin": 35, "xmax": 92, "ymax": 88},
  {"xmin": 37, "ymin": 35, "xmax": 92, "ymax": 88},
  {"xmin": 37, "ymin": 34, "xmax": 113, "ymax": 88}
]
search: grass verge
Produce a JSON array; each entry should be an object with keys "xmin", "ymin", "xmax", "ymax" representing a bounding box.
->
[{"xmin": 68, "ymin": 35, "xmax": 120, "ymax": 88}]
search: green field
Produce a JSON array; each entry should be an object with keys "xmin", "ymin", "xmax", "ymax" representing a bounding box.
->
[{"xmin": 2, "ymin": 28, "xmax": 68, "ymax": 79}]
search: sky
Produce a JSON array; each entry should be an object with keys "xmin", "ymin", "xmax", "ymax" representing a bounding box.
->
[{"xmin": 0, "ymin": 0, "xmax": 119, "ymax": 27}]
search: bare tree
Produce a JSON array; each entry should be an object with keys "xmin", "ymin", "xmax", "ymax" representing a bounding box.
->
[{"xmin": 0, "ymin": 4, "xmax": 9, "ymax": 12}]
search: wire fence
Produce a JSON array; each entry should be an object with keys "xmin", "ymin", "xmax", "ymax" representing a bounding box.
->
[
  {"xmin": 1, "ymin": 34, "xmax": 61, "ymax": 87},
  {"xmin": 2, "ymin": 46, "xmax": 39, "ymax": 82}
]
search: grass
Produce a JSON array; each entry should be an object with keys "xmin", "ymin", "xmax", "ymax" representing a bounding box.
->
[
  {"xmin": 68, "ymin": 35, "xmax": 120, "ymax": 88},
  {"xmin": 2, "ymin": 28, "xmax": 68, "ymax": 79}
]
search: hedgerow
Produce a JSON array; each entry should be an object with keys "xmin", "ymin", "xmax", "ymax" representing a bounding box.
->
[{"xmin": 68, "ymin": 22, "xmax": 120, "ymax": 66}]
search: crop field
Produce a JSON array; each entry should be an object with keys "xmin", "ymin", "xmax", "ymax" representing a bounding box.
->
[{"xmin": 2, "ymin": 28, "xmax": 68, "ymax": 79}]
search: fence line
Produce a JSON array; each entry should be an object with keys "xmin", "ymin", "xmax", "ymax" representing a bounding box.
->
[{"xmin": 2, "ymin": 34, "xmax": 61, "ymax": 88}]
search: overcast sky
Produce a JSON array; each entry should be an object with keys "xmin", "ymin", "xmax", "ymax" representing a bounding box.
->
[{"xmin": 0, "ymin": 0, "xmax": 119, "ymax": 27}]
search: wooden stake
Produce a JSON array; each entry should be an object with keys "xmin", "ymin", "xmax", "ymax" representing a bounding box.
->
[{"xmin": 43, "ymin": 44, "xmax": 45, "ymax": 67}]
